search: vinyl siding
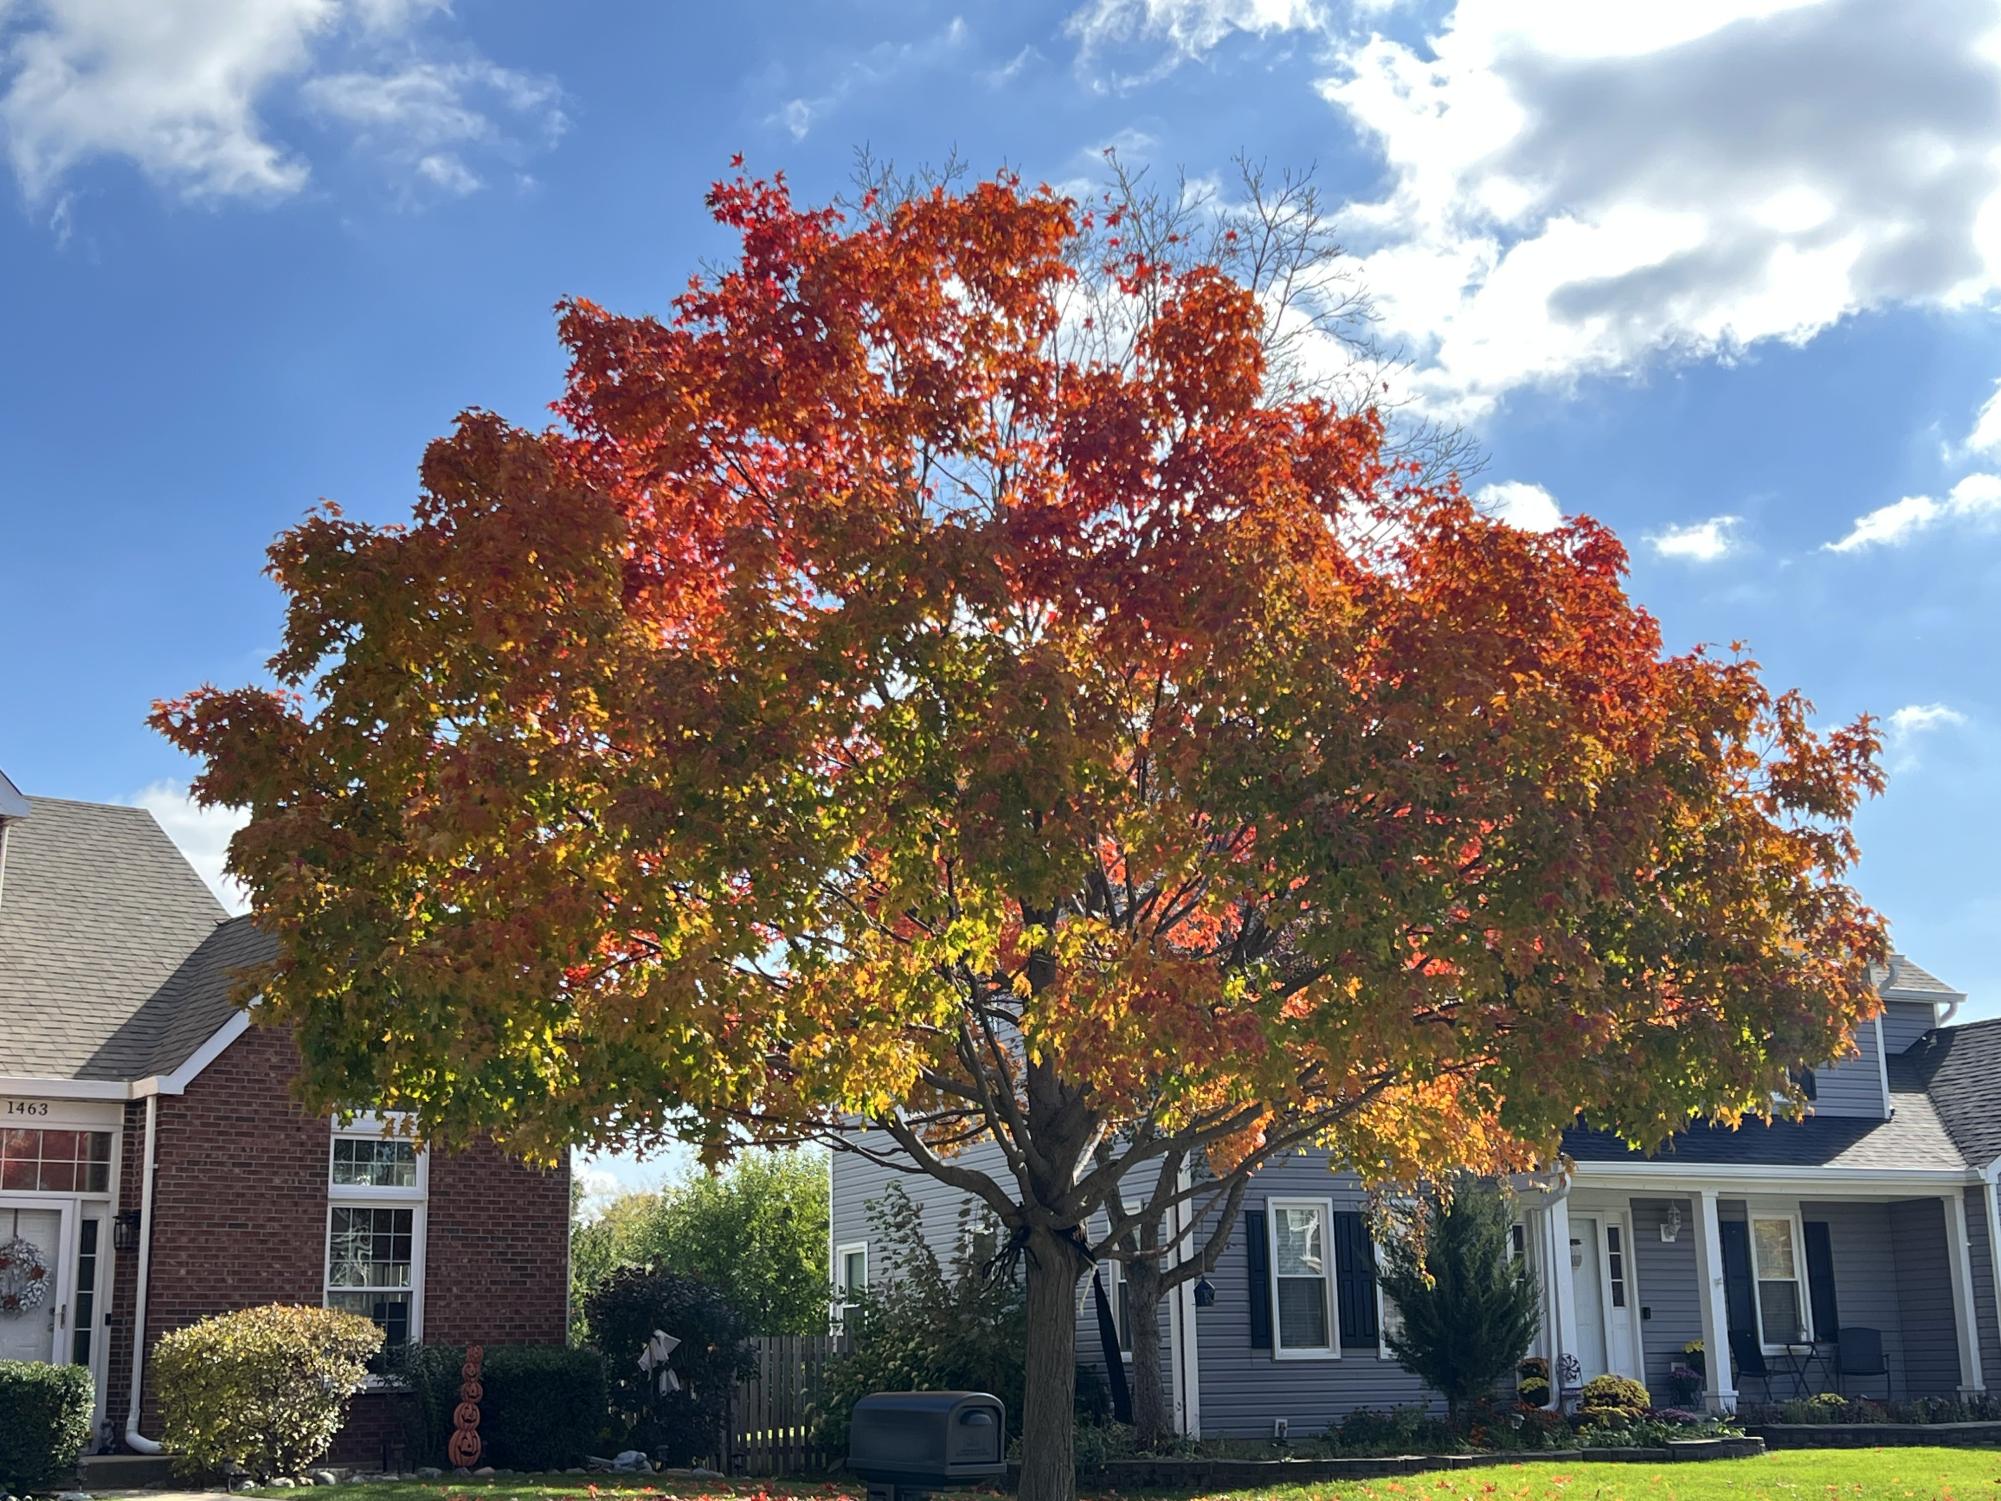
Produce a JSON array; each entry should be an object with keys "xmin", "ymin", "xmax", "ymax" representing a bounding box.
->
[
  {"xmin": 826, "ymin": 1133, "xmax": 1172, "ymax": 1404},
  {"xmin": 1810, "ymin": 1017, "xmax": 1888, "ymax": 1118},
  {"xmin": 1191, "ymin": 1153, "xmax": 1439, "ymax": 1437},
  {"xmin": 1629, "ymin": 1197, "xmax": 1700, "ymax": 1398},
  {"xmin": 1882, "ymin": 1000, "xmax": 1941, "ymax": 1057},
  {"xmin": 1889, "ymin": 1196, "xmax": 1961, "ymax": 1395},
  {"xmin": 1801, "ymin": 1199, "xmax": 1907, "ymax": 1391},
  {"xmin": 1966, "ymin": 1186, "xmax": 2001, "ymax": 1386}
]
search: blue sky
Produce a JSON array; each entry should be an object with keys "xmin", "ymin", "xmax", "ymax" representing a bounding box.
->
[{"xmin": 4, "ymin": 0, "xmax": 2000, "ymax": 1195}]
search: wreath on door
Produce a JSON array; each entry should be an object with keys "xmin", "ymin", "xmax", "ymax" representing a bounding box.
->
[{"xmin": 0, "ymin": 1235, "xmax": 51, "ymax": 1315}]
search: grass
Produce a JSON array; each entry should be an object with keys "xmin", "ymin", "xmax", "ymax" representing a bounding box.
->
[{"xmin": 248, "ymin": 1449, "xmax": 2001, "ymax": 1501}]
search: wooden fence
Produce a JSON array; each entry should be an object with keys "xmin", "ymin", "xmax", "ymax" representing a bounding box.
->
[{"xmin": 721, "ymin": 1333, "xmax": 845, "ymax": 1475}]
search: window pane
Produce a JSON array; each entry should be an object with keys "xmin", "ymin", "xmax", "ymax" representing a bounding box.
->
[
  {"xmin": 331, "ymin": 1289, "xmax": 411, "ymax": 1347},
  {"xmin": 1273, "ymin": 1207, "xmax": 1325, "ymax": 1277},
  {"xmin": 329, "ymin": 1206, "xmax": 413, "ymax": 1289},
  {"xmin": 1759, "ymin": 1280, "xmax": 1804, "ymax": 1344},
  {"xmin": 1276, "ymin": 1277, "xmax": 1330, "ymax": 1350},
  {"xmin": 331, "ymin": 1137, "xmax": 418, "ymax": 1188},
  {"xmin": 1753, "ymin": 1219, "xmax": 1796, "ymax": 1279},
  {"xmin": 842, "ymin": 1250, "xmax": 866, "ymax": 1292}
]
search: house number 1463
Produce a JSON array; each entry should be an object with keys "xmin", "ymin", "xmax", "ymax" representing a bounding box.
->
[{"xmin": 4, "ymin": 1100, "xmax": 50, "ymax": 1116}]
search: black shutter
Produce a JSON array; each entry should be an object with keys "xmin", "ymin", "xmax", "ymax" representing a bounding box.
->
[
  {"xmin": 1245, "ymin": 1209, "xmax": 1272, "ymax": 1350},
  {"xmin": 1803, "ymin": 1220, "xmax": 1840, "ymax": 1341},
  {"xmin": 1332, "ymin": 1210, "xmax": 1380, "ymax": 1349},
  {"xmin": 1719, "ymin": 1219, "xmax": 1757, "ymax": 1340}
]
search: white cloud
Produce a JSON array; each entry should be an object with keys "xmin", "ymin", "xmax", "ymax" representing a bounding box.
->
[
  {"xmin": 984, "ymin": 43, "xmax": 1043, "ymax": 88},
  {"xmin": 0, "ymin": 0, "xmax": 561, "ymax": 208},
  {"xmin": 1, "ymin": 0, "xmax": 333, "ymax": 202},
  {"xmin": 1309, "ymin": 0, "xmax": 2001, "ymax": 417},
  {"xmin": 1968, "ymin": 380, "xmax": 2001, "ymax": 457},
  {"xmin": 1066, "ymin": 0, "xmax": 1325, "ymax": 90},
  {"xmin": 1646, "ymin": 514, "xmax": 1742, "ymax": 563},
  {"xmin": 300, "ymin": 57, "xmax": 562, "ymax": 196},
  {"xmin": 1474, "ymin": 479, "xmax": 1561, "ymax": 532},
  {"xmin": 770, "ymin": 16, "xmax": 968, "ymax": 141},
  {"xmin": 1825, "ymin": 472, "xmax": 2001, "ymax": 552},
  {"xmin": 1884, "ymin": 702, "xmax": 1969, "ymax": 772},
  {"xmin": 132, "ymin": 780, "xmax": 249, "ymax": 914}
]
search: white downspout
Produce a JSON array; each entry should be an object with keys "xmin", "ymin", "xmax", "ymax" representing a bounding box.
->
[{"xmin": 124, "ymin": 1094, "xmax": 162, "ymax": 1455}]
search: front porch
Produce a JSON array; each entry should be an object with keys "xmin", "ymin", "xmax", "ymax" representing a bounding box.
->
[{"xmin": 1521, "ymin": 1176, "xmax": 1997, "ymax": 1413}]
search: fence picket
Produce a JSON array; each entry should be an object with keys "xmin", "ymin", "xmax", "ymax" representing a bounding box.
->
[{"xmin": 723, "ymin": 1332, "xmax": 842, "ymax": 1475}]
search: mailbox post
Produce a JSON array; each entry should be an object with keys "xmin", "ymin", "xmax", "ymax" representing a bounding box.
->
[{"xmin": 848, "ymin": 1391, "xmax": 1006, "ymax": 1501}]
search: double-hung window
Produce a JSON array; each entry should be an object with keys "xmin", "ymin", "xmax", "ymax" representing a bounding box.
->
[
  {"xmin": 1267, "ymin": 1198, "xmax": 1338, "ymax": 1357},
  {"xmin": 1098, "ymin": 1205, "xmax": 1143, "ymax": 1357},
  {"xmin": 1751, "ymin": 1213, "xmax": 1810, "ymax": 1347},
  {"xmin": 834, "ymin": 1242, "xmax": 868, "ymax": 1330},
  {"xmin": 325, "ymin": 1117, "xmax": 427, "ymax": 1351}
]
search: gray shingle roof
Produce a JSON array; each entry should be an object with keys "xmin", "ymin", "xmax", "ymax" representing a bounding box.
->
[
  {"xmin": 1874, "ymin": 951, "xmax": 1964, "ymax": 999},
  {"xmin": 1565, "ymin": 1071, "xmax": 1969, "ymax": 1172},
  {"xmin": 0, "ymin": 796, "xmax": 268, "ymax": 1081},
  {"xmin": 1899, "ymin": 1017, "xmax": 2001, "ymax": 1168}
]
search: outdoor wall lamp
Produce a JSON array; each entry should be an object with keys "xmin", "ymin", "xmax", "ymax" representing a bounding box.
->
[{"xmin": 113, "ymin": 1209, "xmax": 141, "ymax": 1253}]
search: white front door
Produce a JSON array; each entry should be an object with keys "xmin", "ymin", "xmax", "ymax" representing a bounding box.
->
[
  {"xmin": 0, "ymin": 1202, "xmax": 72, "ymax": 1364},
  {"xmin": 1570, "ymin": 1212, "xmax": 1641, "ymax": 1382},
  {"xmin": 1571, "ymin": 1214, "xmax": 1610, "ymax": 1379}
]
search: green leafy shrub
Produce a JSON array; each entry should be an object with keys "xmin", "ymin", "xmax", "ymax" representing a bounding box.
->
[
  {"xmin": 585, "ymin": 1265, "xmax": 754, "ymax": 1465},
  {"xmin": 1329, "ymin": 1405, "xmax": 1458, "ymax": 1456},
  {"xmin": 152, "ymin": 1305, "xmax": 381, "ymax": 1479},
  {"xmin": 1377, "ymin": 1180, "xmax": 1540, "ymax": 1419},
  {"xmin": 0, "ymin": 1360, "xmax": 95, "ymax": 1492},
  {"xmin": 393, "ymin": 1344, "xmax": 607, "ymax": 1469},
  {"xmin": 1578, "ymin": 1372, "xmax": 1652, "ymax": 1418}
]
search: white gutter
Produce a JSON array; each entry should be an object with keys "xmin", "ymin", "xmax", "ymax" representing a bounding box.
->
[{"xmin": 124, "ymin": 1094, "xmax": 163, "ymax": 1455}]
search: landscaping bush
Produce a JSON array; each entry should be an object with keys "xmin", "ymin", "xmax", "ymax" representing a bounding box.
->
[
  {"xmin": 1377, "ymin": 1179, "xmax": 1539, "ymax": 1419},
  {"xmin": 0, "ymin": 1360, "xmax": 95, "ymax": 1492},
  {"xmin": 394, "ymin": 1344, "xmax": 607, "ymax": 1469},
  {"xmin": 1577, "ymin": 1372, "xmax": 1652, "ymax": 1419},
  {"xmin": 586, "ymin": 1265, "xmax": 753, "ymax": 1465},
  {"xmin": 1329, "ymin": 1405, "xmax": 1458, "ymax": 1456},
  {"xmin": 152, "ymin": 1304, "xmax": 381, "ymax": 1480}
]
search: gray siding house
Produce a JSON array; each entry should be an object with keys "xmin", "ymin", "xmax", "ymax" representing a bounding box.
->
[{"xmin": 830, "ymin": 954, "xmax": 2001, "ymax": 1435}]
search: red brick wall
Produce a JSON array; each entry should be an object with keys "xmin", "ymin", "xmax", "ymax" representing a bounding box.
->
[{"xmin": 106, "ymin": 1023, "xmax": 570, "ymax": 1449}]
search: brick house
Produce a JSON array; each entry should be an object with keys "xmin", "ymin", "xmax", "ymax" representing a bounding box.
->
[{"xmin": 0, "ymin": 774, "xmax": 571, "ymax": 1459}]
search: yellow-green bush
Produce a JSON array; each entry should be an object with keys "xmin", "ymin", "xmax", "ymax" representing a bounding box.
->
[
  {"xmin": 0, "ymin": 1360, "xmax": 95, "ymax": 1491},
  {"xmin": 153, "ymin": 1305, "xmax": 382, "ymax": 1479},
  {"xmin": 1577, "ymin": 1372, "xmax": 1652, "ymax": 1418}
]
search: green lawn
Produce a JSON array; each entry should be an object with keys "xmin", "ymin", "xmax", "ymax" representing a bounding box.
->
[{"xmin": 253, "ymin": 1449, "xmax": 2001, "ymax": 1501}]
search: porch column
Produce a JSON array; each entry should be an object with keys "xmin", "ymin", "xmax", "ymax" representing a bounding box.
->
[
  {"xmin": 1943, "ymin": 1191, "xmax": 1987, "ymax": 1395},
  {"xmin": 1691, "ymin": 1190, "xmax": 1737, "ymax": 1413},
  {"xmin": 1546, "ymin": 1194, "xmax": 1582, "ymax": 1405}
]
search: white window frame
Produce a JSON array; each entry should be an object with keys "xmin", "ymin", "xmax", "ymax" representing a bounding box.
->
[
  {"xmin": 1267, "ymin": 1196, "xmax": 1340, "ymax": 1360},
  {"xmin": 1373, "ymin": 1240, "xmax": 1403, "ymax": 1361},
  {"xmin": 1747, "ymin": 1206, "xmax": 1813, "ymax": 1353},
  {"xmin": 324, "ymin": 1114, "xmax": 428, "ymax": 1350},
  {"xmin": 833, "ymin": 1240, "xmax": 868, "ymax": 1330}
]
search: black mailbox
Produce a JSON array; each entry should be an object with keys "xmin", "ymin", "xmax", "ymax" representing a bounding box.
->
[{"xmin": 849, "ymin": 1391, "xmax": 1006, "ymax": 1500}]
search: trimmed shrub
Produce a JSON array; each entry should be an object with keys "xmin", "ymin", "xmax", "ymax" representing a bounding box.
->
[
  {"xmin": 153, "ymin": 1305, "xmax": 381, "ymax": 1480},
  {"xmin": 1577, "ymin": 1372, "xmax": 1652, "ymax": 1418},
  {"xmin": 1330, "ymin": 1405, "xmax": 1458, "ymax": 1456},
  {"xmin": 395, "ymin": 1344, "xmax": 607, "ymax": 1469},
  {"xmin": 0, "ymin": 1360, "xmax": 95, "ymax": 1492},
  {"xmin": 586, "ymin": 1266, "xmax": 754, "ymax": 1465}
]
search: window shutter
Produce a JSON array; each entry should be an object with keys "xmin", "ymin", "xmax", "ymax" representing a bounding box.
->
[
  {"xmin": 1803, "ymin": 1220, "xmax": 1839, "ymax": 1340},
  {"xmin": 1332, "ymin": 1210, "xmax": 1380, "ymax": 1349},
  {"xmin": 1719, "ymin": 1219, "xmax": 1757, "ymax": 1340},
  {"xmin": 1245, "ymin": 1209, "xmax": 1272, "ymax": 1350}
]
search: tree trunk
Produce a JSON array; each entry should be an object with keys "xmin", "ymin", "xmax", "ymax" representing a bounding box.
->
[
  {"xmin": 1127, "ymin": 1260, "xmax": 1173, "ymax": 1448},
  {"xmin": 1019, "ymin": 1227, "xmax": 1085, "ymax": 1501}
]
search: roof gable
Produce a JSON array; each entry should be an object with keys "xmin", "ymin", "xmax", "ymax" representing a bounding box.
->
[{"xmin": 0, "ymin": 795, "xmax": 261, "ymax": 1082}]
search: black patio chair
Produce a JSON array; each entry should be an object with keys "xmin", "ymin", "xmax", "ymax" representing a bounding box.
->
[
  {"xmin": 1836, "ymin": 1325, "xmax": 1890, "ymax": 1400},
  {"xmin": 1729, "ymin": 1328, "xmax": 1775, "ymax": 1403}
]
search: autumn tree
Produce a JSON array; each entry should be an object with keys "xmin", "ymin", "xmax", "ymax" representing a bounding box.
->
[{"xmin": 157, "ymin": 164, "xmax": 1886, "ymax": 1501}]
